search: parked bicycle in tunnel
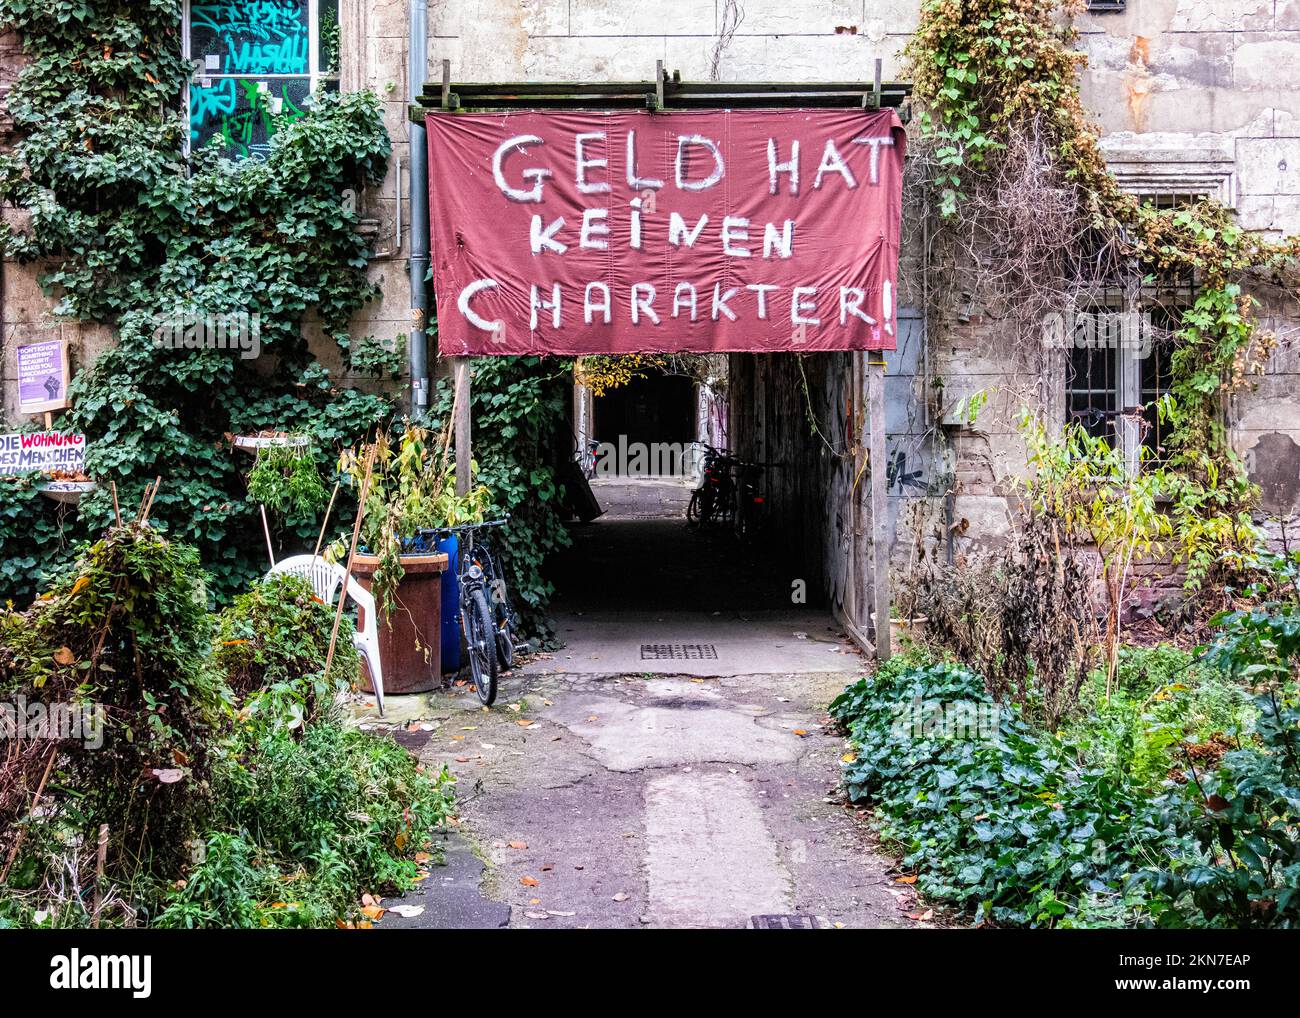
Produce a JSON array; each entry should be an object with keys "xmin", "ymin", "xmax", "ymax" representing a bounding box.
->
[{"xmin": 686, "ymin": 445, "xmax": 770, "ymax": 541}]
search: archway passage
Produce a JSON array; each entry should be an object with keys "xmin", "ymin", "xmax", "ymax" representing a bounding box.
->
[
  {"xmin": 528, "ymin": 351, "xmax": 874, "ymax": 679},
  {"xmin": 418, "ymin": 77, "xmax": 907, "ymax": 663}
]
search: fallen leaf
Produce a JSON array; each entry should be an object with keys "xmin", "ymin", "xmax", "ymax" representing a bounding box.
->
[
  {"xmin": 507, "ymin": 841, "xmax": 528, "ymax": 850},
  {"xmin": 386, "ymin": 905, "xmax": 424, "ymax": 918},
  {"xmin": 53, "ymin": 646, "xmax": 76, "ymax": 666},
  {"xmin": 455, "ymin": 757, "xmax": 470, "ymax": 763},
  {"xmin": 517, "ymin": 719, "xmax": 534, "ymax": 727},
  {"xmin": 525, "ymin": 910, "xmax": 549, "ymax": 920},
  {"xmin": 841, "ymin": 752, "xmax": 858, "ymax": 763},
  {"xmin": 152, "ymin": 768, "xmax": 184, "ymax": 784},
  {"xmin": 519, "ymin": 875, "xmax": 539, "ymax": 887},
  {"xmin": 360, "ymin": 905, "xmax": 386, "ymax": 921},
  {"xmin": 547, "ymin": 910, "xmax": 576, "ymax": 917},
  {"xmin": 895, "ymin": 875, "xmax": 918, "ymax": 884},
  {"xmin": 612, "ymin": 892, "xmax": 628, "ymax": 902},
  {"xmin": 793, "ymin": 729, "xmax": 809, "ymax": 737},
  {"xmin": 414, "ymin": 852, "xmax": 431, "ymax": 864},
  {"xmin": 907, "ymin": 909, "xmax": 934, "ymax": 922}
]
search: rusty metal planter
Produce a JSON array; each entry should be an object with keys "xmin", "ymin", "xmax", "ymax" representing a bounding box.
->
[{"xmin": 351, "ymin": 553, "xmax": 449, "ymax": 695}]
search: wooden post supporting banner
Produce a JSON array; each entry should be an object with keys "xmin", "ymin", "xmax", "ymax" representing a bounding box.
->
[
  {"xmin": 453, "ymin": 357, "xmax": 471, "ymax": 496},
  {"xmin": 865, "ymin": 354, "xmax": 891, "ymax": 662}
]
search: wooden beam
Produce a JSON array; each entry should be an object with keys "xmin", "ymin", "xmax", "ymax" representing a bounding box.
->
[
  {"xmin": 865, "ymin": 354, "xmax": 891, "ymax": 662},
  {"xmin": 453, "ymin": 358, "xmax": 472, "ymax": 497}
]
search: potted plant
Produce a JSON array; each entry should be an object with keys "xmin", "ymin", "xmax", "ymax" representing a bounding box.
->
[
  {"xmin": 244, "ymin": 434, "xmax": 329, "ymax": 522},
  {"xmin": 333, "ymin": 420, "xmax": 491, "ymax": 693}
]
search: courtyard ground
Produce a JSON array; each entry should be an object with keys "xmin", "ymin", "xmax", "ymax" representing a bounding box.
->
[{"xmin": 370, "ymin": 477, "xmax": 912, "ymax": 929}]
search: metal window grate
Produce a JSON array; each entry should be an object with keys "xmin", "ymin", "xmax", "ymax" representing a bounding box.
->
[
  {"xmin": 640, "ymin": 644, "xmax": 719, "ymax": 661},
  {"xmin": 1087, "ymin": 1, "xmax": 1126, "ymax": 11}
]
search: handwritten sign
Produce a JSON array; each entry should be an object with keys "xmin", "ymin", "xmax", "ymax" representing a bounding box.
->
[
  {"xmin": 16, "ymin": 339, "xmax": 70, "ymax": 414},
  {"xmin": 425, "ymin": 108, "xmax": 907, "ymax": 355},
  {"xmin": 0, "ymin": 431, "xmax": 86, "ymax": 477}
]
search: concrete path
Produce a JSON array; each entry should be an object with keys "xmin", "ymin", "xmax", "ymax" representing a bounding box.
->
[
  {"xmin": 377, "ymin": 668, "xmax": 907, "ymax": 929},
  {"xmin": 375, "ymin": 480, "xmax": 906, "ymax": 928}
]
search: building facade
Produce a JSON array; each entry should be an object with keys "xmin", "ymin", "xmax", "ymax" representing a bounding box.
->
[{"xmin": 2, "ymin": 1, "xmax": 1298, "ymax": 631}]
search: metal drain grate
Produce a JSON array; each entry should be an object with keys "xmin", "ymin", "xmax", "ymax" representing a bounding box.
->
[
  {"xmin": 747, "ymin": 915, "xmax": 833, "ymax": 929},
  {"xmin": 640, "ymin": 643, "xmax": 718, "ymax": 661}
]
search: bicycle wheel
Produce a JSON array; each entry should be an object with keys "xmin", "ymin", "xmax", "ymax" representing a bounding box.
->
[
  {"xmin": 495, "ymin": 612, "xmax": 516, "ymax": 671},
  {"xmin": 687, "ymin": 488, "xmax": 704, "ymax": 524},
  {"xmin": 465, "ymin": 587, "xmax": 499, "ymax": 706}
]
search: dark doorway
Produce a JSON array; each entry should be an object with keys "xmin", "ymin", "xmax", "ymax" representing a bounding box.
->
[{"xmin": 593, "ymin": 371, "xmax": 695, "ymax": 454}]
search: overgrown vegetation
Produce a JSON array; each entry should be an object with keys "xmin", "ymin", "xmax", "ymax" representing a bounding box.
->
[
  {"xmin": 0, "ymin": 533, "xmax": 453, "ymax": 928},
  {"xmin": 0, "ymin": 0, "xmax": 393, "ymax": 602},
  {"xmin": 907, "ymin": 0, "xmax": 1300, "ymax": 580},
  {"xmin": 841, "ymin": 542, "xmax": 1300, "ymax": 928},
  {"xmin": 833, "ymin": 657, "xmax": 1181, "ymax": 927}
]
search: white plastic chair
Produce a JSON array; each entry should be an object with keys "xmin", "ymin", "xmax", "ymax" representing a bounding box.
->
[{"xmin": 266, "ymin": 554, "xmax": 385, "ymax": 716}]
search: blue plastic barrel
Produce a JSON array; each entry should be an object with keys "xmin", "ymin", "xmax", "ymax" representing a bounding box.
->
[{"xmin": 436, "ymin": 533, "xmax": 461, "ymax": 672}]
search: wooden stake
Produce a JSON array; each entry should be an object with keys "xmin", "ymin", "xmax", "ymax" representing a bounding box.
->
[
  {"xmin": 110, "ymin": 481, "xmax": 121, "ymax": 526},
  {"xmin": 323, "ymin": 445, "xmax": 376, "ymax": 685},
  {"xmin": 138, "ymin": 476, "xmax": 162, "ymax": 524},
  {"xmin": 91, "ymin": 823, "xmax": 109, "ymax": 928},
  {"xmin": 259, "ymin": 505, "xmax": 276, "ymax": 569},
  {"xmin": 313, "ymin": 482, "xmax": 341, "ymax": 559}
]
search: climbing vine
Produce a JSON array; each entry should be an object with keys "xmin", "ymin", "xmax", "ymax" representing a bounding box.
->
[
  {"xmin": 907, "ymin": 0, "xmax": 1300, "ymax": 580},
  {"xmin": 0, "ymin": 0, "xmax": 393, "ymax": 601}
]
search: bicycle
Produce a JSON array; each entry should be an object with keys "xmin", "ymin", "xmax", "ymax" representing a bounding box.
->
[
  {"xmin": 414, "ymin": 518, "xmax": 515, "ymax": 706},
  {"xmin": 687, "ymin": 444, "xmax": 737, "ymax": 527}
]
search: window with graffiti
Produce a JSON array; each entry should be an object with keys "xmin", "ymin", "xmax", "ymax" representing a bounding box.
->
[{"xmin": 185, "ymin": 0, "xmax": 341, "ymax": 159}]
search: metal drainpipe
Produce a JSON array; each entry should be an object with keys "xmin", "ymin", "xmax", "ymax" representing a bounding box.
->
[{"xmin": 407, "ymin": 0, "xmax": 430, "ymax": 418}]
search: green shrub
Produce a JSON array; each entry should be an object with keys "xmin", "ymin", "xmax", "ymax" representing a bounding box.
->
[
  {"xmin": 212, "ymin": 573, "xmax": 360, "ymax": 736},
  {"xmin": 1140, "ymin": 605, "xmax": 1300, "ymax": 928},
  {"xmin": 156, "ymin": 723, "xmax": 455, "ymax": 928},
  {"xmin": 0, "ymin": 523, "xmax": 222, "ymax": 879},
  {"xmin": 1063, "ymin": 645, "xmax": 1256, "ymax": 793},
  {"xmin": 831, "ymin": 660, "xmax": 1186, "ymax": 926}
]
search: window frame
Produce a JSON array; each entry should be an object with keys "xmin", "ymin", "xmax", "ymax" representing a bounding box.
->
[
  {"xmin": 1065, "ymin": 190, "xmax": 1203, "ymax": 473},
  {"xmin": 182, "ymin": 0, "xmax": 342, "ymax": 157}
]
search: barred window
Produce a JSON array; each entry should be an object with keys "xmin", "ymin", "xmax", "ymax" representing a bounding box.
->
[
  {"xmin": 1065, "ymin": 192, "xmax": 1200, "ymax": 470},
  {"xmin": 184, "ymin": 1, "xmax": 341, "ymax": 160}
]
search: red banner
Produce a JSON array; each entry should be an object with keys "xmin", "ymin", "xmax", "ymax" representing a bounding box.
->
[{"xmin": 426, "ymin": 108, "xmax": 906, "ymax": 356}]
